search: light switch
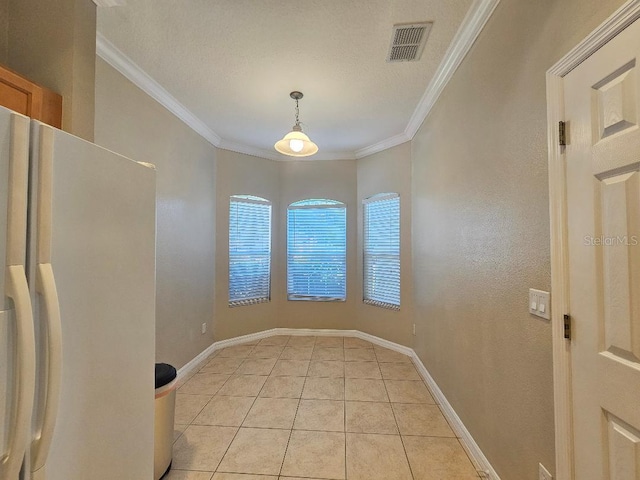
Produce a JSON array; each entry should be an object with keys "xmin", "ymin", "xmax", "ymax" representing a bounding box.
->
[{"xmin": 529, "ymin": 288, "xmax": 550, "ymax": 320}]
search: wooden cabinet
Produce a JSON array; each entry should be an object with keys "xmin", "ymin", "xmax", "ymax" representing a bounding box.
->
[{"xmin": 0, "ymin": 64, "xmax": 62, "ymax": 128}]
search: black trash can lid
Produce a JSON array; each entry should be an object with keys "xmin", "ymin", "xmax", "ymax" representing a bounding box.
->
[{"xmin": 155, "ymin": 363, "xmax": 177, "ymax": 389}]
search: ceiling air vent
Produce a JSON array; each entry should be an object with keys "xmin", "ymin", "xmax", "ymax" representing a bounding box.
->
[{"xmin": 387, "ymin": 22, "xmax": 432, "ymax": 62}]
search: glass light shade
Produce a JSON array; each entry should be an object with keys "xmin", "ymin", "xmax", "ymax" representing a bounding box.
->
[
  {"xmin": 274, "ymin": 130, "xmax": 319, "ymax": 157},
  {"xmin": 289, "ymin": 138, "xmax": 304, "ymax": 152}
]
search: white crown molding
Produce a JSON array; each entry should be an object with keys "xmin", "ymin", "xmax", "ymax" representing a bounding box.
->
[
  {"xmin": 97, "ymin": 32, "xmax": 357, "ymax": 161},
  {"xmin": 404, "ymin": 0, "xmax": 500, "ymax": 139},
  {"xmin": 96, "ymin": 33, "xmax": 222, "ymax": 147},
  {"xmin": 96, "ymin": 0, "xmax": 499, "ymax": 161},
  {"xmin": 93, "ymin": 0, "xmax": 127, "ymax": 7},
  {"xmin": 218, "ymin": 139, "xmax": 356, "ymax": 162},
  {"xmin": 352, "ymin": 0, "xmax": 500, "ymax": 159},
  {"xmin": 299, "ymin": 151, "xmax": 357, "ymax": 161},
  {"xmin": 176, "ymin": 327, "xmax": 499, "ymax": 478},
  {"xmin": 354, "ymin": 132, "xmax": 411, "ymax": 159},
  {"xmin": 549, "ymin": 0, "xmax": 640, "ymax": 76},
  {"xmin": 218, "ymin": 139, "xmax": 283, "ymax": 162}
]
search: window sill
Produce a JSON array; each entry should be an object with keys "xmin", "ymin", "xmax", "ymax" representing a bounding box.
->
[
  {"xmin": 229, "ymin": 298, "xmax": 270, "ymax": 308},
  {"xmin": 288, "ymin": 295, "xmax": 346, "ymax": 302},
  {"xmin": 363, "ymin": 299, "xmax": 399, "ymax": 311}
]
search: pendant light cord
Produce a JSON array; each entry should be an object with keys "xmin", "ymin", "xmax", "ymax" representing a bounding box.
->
[{"xmin": 295, "ymin": 98, "xmax": 300, "ymax": 126}]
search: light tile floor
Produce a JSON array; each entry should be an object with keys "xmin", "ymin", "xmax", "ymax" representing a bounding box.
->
[{"xmin": 168, "ymin": 335, "xmax": 482, "ymax": 480}]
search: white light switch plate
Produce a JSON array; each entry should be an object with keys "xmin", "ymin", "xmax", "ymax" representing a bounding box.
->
[{"xmin": 529, "ymin": 289, "xmax": 550, "ymax": 320}]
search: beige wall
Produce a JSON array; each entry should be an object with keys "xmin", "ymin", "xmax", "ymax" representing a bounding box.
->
[
  {"xmin": 411, "ymin": 0, "xmax": 625, "ymax": 478},
  {"xmin": 0, "ymin": 0, "xmax": 7, "ymax": 64},
  {"xmin": 277, "ymin": 160, "xmax": 358, "ymax": 330},
  {"xmin": 356, "ymin": 142, "xmax": 413, "ymax": 346},
  {"xmin": 213, "ymin": 156, "xmax": 359, "ymax": 338},
  {"xmin": 214, "ymin": 150, "xmax": 281, "ymax": 340},
  {"xmin": 8, "ymin": 4, "xmax": 632, "ymax": 476},
  {"xmin": 6, "ymin": 0, "xmax": 96, "ymax": 141},
  {"xmin": 94, "ymin": 58, "xmax": 217, "ymax": 369}
]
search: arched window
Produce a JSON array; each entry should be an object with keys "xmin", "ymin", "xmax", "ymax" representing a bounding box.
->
[
  {"xmin": 363, "ymin": 193, "xmax": 400, "ymax": 310},
  {"xmin": 287, "ymin": 199, "xmax": 347, "ymax": 301},
  {"xmin": 229, "ymin": 195, "xmax": 271, "ymax": 306}
]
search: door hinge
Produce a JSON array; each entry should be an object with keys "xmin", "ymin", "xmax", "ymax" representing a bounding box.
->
[
  {"xmin": 559, "ymin": 121, "xmax": 567, "ymax": 146},
  {"xmin": 564, "ymin": 314, "xmax": 571, "ymax": 340}
]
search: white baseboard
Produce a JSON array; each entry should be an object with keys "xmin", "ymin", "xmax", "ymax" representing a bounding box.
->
[
  {"xmin": 411, "ymin": 353, "xmax": 499, "ymax": 479},
  {"xmin": 273, "ymin": 328, "xmax": 414, "ymax": 357},
  {"xmin": 215, "ymin": 328, "xmax": 280, "ymax": 348},
  {"xmin": 355, "ymin": 330, "xmax": 415, "ymax": 356},
  {"xmin": 176, "ymin": 329, "xmax": 278, "ymax": 383},
  {"xmin": 177, "ymin": 327, "xmax": 499, "ymax": 479},
  {"xmin": 274, "ymin": 327, "xmax": 359, "ymax": 337},
  {"xmin": 175, "ymin": 343, "xmax": 218, "ymax": 385}
]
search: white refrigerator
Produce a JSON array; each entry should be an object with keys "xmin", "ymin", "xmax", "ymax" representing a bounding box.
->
[{"xmin": 0, "ymin": 106, "xmax": 157, "ymax": 480}]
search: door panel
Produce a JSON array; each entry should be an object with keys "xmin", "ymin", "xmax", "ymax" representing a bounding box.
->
[
  {"xmin": 591, "ymin": 60, "xmax": 637, "ymax": 143},
  {"xmin": 606, "ymin": 414, "xmax": 640, "ymax": 479},
  {"xmin": 599, "ymin": 170, "xmax": 640, "ymax": 364},
  {"xmin": 565, "ymin": 18, "xmax": 640, "ymax": 480}
]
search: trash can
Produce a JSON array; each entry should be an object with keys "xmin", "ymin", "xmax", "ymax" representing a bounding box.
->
[{"xmin": 154, "ymin": 363, "xmax": 177, "ymax": 480}]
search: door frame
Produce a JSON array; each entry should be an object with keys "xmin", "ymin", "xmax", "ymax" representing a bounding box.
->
[{"xmin": 546, "ymin": 1, "xmax": 640, "ymax": 478}]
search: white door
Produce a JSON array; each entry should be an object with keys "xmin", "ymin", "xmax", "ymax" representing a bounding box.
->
[{"xmin": 564, "ymin": 18, "xmax": 640, "ymax": 480}]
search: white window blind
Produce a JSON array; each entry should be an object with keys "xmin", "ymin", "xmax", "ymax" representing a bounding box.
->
[
  {"xmin": 287, "ymin": 199, "xmax": 347, "ymax": 301},
  {"xmin": 229, "ymin": 195, "xmax": 271, "ymax": 306},
  {"xmin": 364, "ymin": 193, "xmax": 400, "ymax": 310}
]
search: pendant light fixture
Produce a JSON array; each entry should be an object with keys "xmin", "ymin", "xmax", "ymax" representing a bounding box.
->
[{"xmin": 274, "ymin": 91, "xmax": 318, "ymax": 157}]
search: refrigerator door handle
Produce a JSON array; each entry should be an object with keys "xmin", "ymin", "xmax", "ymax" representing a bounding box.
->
[
  {"xmin": 30, "ymin": 263, "xmax": 62, "ymax": 480},
  {"xmin": 0, "ymin": 265, "xmax": 36, "ymax": 480}
]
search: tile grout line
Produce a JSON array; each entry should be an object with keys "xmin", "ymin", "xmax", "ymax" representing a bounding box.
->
[
  {"xmin": 277, "ymin": 335, "xmax": 316, "ymax": 478},
  {"xmin": 178, "ymin": 345, "xmax": 250, "ymax": 432},
  {"xmin": 210, "ymin": 345, "xmax": 258, "ymax": 474},
  {"xmin": 180, "ymin": 335, "xmax": 462, "ymax": 479},
  {"xmin": 176, "ymin": 338, "xmax": 274, "ymax": 475},
  {"xmin": 175, "ymin": 343, "xmax": 256, "ymax": 474},
  {"xmin": 250, "ymin": 338, "xmax": 294, "ymax": 478},
  {"xmin": 213, "ymin": 341, "xmax": 278, "ymax": 475},
  {"xmin": 211, "ymin": 342, "xmax": 284, "ymax": 478},
  {"xmin": 343, "ymin": 344, "xmax": 347, "ymax": 480},
  {"xmin": 380, "ymin": 355, "xmax": 417, "ymax": 480}
]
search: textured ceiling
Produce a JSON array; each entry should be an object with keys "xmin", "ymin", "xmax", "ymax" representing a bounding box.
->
[{"xmin": 97, "ymin": 0, "xmax": 473, "ymax": 159}]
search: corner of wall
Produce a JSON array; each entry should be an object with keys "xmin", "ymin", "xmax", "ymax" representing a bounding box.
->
[
  {"xmin": 355, "ymin": 142, "xmax": 414, "ymax": 347},
  {"xmin": 94, "ymin": 59, "xmax": 217, "ymax": 369}
]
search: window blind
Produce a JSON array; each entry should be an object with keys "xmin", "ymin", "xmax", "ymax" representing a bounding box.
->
[
  {"xmin": 364, "ymin": 193, "xmax": 400, "ymax": 310},
  {"xmin": 229, "ymin": 195, "xmax": 271, "ymax": 306},
  {"xmin": 287, "ymin": 199, "xmax": 347, "ymax": 301}
]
